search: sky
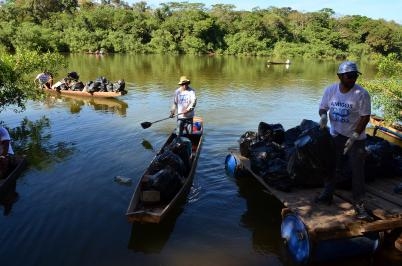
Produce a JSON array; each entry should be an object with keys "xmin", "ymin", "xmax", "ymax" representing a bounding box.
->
[{"xmin": 126, "ymin": 0, "xmax": 401, "ymax": 23}]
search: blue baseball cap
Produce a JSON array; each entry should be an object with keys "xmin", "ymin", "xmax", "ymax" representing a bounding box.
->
[{"xmin": 337, "ymin": 61, "xmax": 362, "ymax": 74}]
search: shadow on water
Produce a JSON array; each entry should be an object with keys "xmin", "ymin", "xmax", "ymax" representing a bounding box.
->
[
  {"xmin": 141, "ymin": 139, "xmax": 155, "ymax": 152},
  {"xmin": 234, "ymin": 174, "xmax": 292, "ymax": 260},
  {"xmin": 44, "ymin": 94, "xmax": 129, "ymax": 116},
  {"xmin": 127, "ymin": 207, "xmax": 183, "ymax": 253}
]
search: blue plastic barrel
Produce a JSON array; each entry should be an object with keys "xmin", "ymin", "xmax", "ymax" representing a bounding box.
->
[
  {"xmin": 281, "ymin": 214, "xmax": 311, "ymax": 264},
  {"xmin": 281, "ymin": 214, "xmax": 381, "ymax": 264},
  {"xmin": 225, "ymin": 153, "xmax": 239, "ymax": 178}
]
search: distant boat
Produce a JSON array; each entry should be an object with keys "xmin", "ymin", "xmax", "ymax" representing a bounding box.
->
[
  {"xmin": 267, "ymin": 59, "xmax": 291, "ymax": 65},
  {"xmin": 45, "ymin": 88, "xmax": 126, "ymax": 98}
]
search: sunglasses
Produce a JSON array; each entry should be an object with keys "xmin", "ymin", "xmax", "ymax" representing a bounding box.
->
[{"xmin": 343, "ymin": 72, "xmax": 359, "ymax": 79}]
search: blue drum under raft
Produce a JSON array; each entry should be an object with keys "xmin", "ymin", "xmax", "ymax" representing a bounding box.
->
[
  {"xmin": 281, "ymin": 213, "xmax": 381, "ymax": 264},
  {"xmin": 225, "ymin": 153, "xmax": 239, "ymax": 178},
  {"xmin": 225, "ymin": 152, "xmax": 251, "ymax": 178}
]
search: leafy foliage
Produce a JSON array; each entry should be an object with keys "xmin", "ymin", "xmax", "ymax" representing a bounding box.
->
[
  {"xmin": 361, "ymin": 53, "xmax": 402, "ymax": 124},
  {"xmin": 0, "ymin": 50, "xmax": 66, "ymax": 112},
  {"xmin": 0, "ymin": 1, "xmax": 399, "ymax": 59}
]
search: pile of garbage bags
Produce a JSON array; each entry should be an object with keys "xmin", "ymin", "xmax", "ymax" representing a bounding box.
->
[
  {"xmin": 239, "ymin": 119, "xmax": 402, "ymax": 192},
  {"xmin": 142, "ymin": 137, "xmax": 192, "ymax": 202}
]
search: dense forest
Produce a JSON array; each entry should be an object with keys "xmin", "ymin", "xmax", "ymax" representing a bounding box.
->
[
  {"xmin": 0, "ymin": 0, "xmax": 401, "ymax": 124},
  {"xmin": 0, "ymin": 0, "xmax": 401, "ymax": 60}
]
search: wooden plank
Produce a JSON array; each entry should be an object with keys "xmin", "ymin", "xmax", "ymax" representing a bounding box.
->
[
  {"xmin": 368, "ymin": 177, "xmax": 401, "ymax": 192},
  {"xmin": 335, "ymin": 189, "xmax": 402, "ymax": 217}
]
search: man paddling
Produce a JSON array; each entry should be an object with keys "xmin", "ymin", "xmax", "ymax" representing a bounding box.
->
[{"xmin": 170, "ymin": 76, "xmax": 197, "ymax": 136}]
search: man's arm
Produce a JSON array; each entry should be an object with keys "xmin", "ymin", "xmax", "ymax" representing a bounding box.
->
[{"xmin": 354, "ymin": 115, "xmax": 370, "ymax": 134}]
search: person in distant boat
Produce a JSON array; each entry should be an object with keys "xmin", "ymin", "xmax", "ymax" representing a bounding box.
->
[
  {"xmin": 34, "ymin": 70, "xmax": 53, "ymax": 90},
  {"xmin": 170, "ymin": 76, "xmax": 197, "ymax": 136},
  {"xmin": 0, "ymin": 126, "xmax": 15, "ymax": 179},
  {"xmin": 315, "ymin": 61, "xmax": 372, "ymax": 221}
]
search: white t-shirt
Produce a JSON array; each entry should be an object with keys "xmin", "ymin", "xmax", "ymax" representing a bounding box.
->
[
  {"xmin": 0, "ymin": 127, "xmax": 14, "ymax": 155},
  {"xmin": 36, "ymin": 73, "xmax": 50, "ymax": 84},
  {"xmin": 173, "ymin": 87, "xmax": 196, "ymax": 119},
  {"xmin": 319, "ymin": 83, "xmax": 371, "ymax": 139}
]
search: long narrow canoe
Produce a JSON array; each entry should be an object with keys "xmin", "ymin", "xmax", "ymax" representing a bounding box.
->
[
  {"xmin": 267, "ymin": 59, "xmax": 291, "ymax": 65},
  {"xmin": 44, "ymin": 88, "xmax": 126, "ymax": 98},
  {"xmin": 370, "ymin": 115, "xmax": 402, "ymax": 140},
  {"xmin": 126, "ymin": 117, "xmax": 203, "ymax": 223},
  {"xmin": 0, "ymin": 156, "xmax": 27, "ymax": 197}
]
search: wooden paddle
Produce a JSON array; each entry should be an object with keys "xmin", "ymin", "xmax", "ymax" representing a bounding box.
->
[{"xmin": 140, "ymin": 112, "xmax": 184, "ymax": 129}]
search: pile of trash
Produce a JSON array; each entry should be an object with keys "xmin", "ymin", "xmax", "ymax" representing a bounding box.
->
[
  {"xmin": 239, "ymin": 119, "xmax": 402, "ymax": 192},
  {"xmin": 85, "ymin": 77, "xmax": 126, "ymax": 93},
  {"xmin": 141, "ymin": 137, "xmax": 192, "ymax": 203},
  {"xmin": 52, "ymin": 72, "xmax": 127, "ymax": 94}
]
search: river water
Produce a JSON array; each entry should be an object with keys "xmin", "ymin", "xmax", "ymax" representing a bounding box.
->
[{"xmin": 1, "ymin": 55, "xmax": 401, "ymax": 266}]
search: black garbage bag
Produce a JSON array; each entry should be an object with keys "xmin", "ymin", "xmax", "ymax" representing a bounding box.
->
[
  {"xmin": 258, "ymin": 122, "xmax": 285, "ymax": 144},
  {"xmin": 148, "ymin": 150, "xmax": 186, "ymax": 176},
  {"xmin": 365, "ymin": 135, "xmax": 398, "ymax": 180},
  {"xmin": 249, "ymin": 141, "xmax": 285, "ymax": 176},
  {"xmin": 266, "ymin": 157, "xmax": 289, "ymax": 177},
  {"xmin": 239, "ymin": 131, "xmax": 257, "ymax": 157},
  {"xmin": 284, "ymin": 126, "xmax": 302, "ymax": 147},
  {"xmin": 106, "ymin": 83, "xmax": 114, "ymax": 92},
  {"xmin": 388, "ymin": 139, "xmax": 402, "ymax": 177},
  {"xmin": 67, "ymin": 71, "xmax": 79, "ymax": 81},
  {"xmin": 149, "ymin": 166, "xmax": 184, "ymax": 202},
  {"xmin": 114, "ymin": 80, "xmax": 126, "ymax": 92},
  {"xmin": 88, "ymin": 81, "xmax": 101, "ymax": 92},
  {"xmin": 71, "ymin": 81, "xmax": 85, "ymax": 91},
  {"xmin": 164, "ymin": 137, "xmax": 192, "ymax": 175},
  {"xmin": 287, "ymin": 121, "xmax": 336, "ymax": 187},
  {"xmin": 298, "ymin": 119, "xmax": 319, "ymax": 132}
]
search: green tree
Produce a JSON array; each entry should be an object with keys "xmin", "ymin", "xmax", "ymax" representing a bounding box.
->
[
  {"xmin": 361, "ymin": 53, "xmax": 402, "ymax": 124},
  {"xmin": 0, "ymin": 50, "xmax": 65, "ymax": 113}
]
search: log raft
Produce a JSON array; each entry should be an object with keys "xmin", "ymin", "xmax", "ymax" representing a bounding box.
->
[{"xmin": 226, "ymin": 152, "xmax": 402, "ymax": 263}]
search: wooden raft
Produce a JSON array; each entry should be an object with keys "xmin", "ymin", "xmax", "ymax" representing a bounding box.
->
[{"xmin": 235, "ymin": 153, "xmax": 402, "ymax": 242}]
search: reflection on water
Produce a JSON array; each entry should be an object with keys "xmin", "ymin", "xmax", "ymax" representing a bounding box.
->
[
  {"xmin": 236, "ymin": 175, "xmax": 285, "ymax": 255},
  {"xmin": 128, "ymin": 207, "xmax": 182, "ymax": 253},
  {"xmin": 8, "ymin": 117, "xmax": 75, "ymax": 170},
  {"xmin": 45, "ymin": 94, "xmax": 128, "ymax": 116},
  {"xmin": 0, "ymin": 180, "xmax": 19, "ymax": 216},
  {"xmin": 141, "ymin": 139, "xmax": 155, "ymax": 152}
]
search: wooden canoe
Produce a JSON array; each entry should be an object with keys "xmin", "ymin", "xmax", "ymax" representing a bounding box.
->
[
  {"xmin": 0, "ymin": 156, "xmax": 27, "ymax": 197},
  {"xmin": 126, "ymin": 117, "xmax": 203, "ymax": 223},
  {"xmin": 370, "ymin": 115, "xmax": 402, "ymax": 140},
  {"xmin": 44, "ymin": 88, "xmax": 126, "ymax": 98},
  {"xmin": 267, "ymin": 59, "xmax": 291, "ymax": 65}
]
